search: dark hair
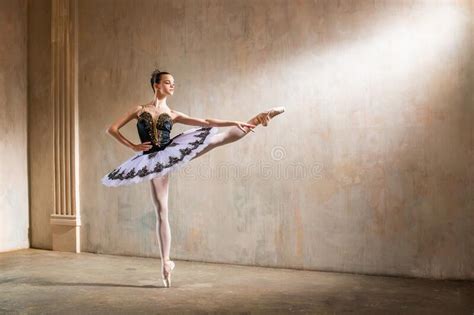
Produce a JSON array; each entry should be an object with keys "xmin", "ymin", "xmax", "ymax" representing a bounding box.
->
[{"xmin": 150, "ymin": 69, "xmax": 170, "ymax": 93}]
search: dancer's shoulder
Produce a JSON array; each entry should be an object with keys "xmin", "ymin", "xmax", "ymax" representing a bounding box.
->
[
  {"xmin": 135, "ymin": 103, "xmax": 151, "ymax": 118},
  {"xmin": 170, "ymin": 109, "xmax": 186, "ymax": 120},
  {"xmin": 170, "ymin": 109, "xmax": 187, "ymax": 116}
]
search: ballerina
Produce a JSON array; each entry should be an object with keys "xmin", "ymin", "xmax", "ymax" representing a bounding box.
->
[{"xmin": 101, "ymin": 69, "xmax": 285, "ymax": 287}]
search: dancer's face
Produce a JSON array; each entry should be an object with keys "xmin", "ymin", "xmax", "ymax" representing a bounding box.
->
[{"xmin": 155, "ymin": 74, "xmax": 175, "ymax": 96}]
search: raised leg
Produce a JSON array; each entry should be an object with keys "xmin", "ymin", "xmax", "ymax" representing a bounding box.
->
[
  {"xmin": 191, "ymin": 106, "xmax": 285, "ymax": 161},
  {"xmin": 150, "ymin": 174, "xmax": 175, "ymax": 287}
]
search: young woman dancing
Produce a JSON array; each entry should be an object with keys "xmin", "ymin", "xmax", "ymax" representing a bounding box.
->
[{"xmin": 101, "ymin": 69, "xmax": 285, "ymax": 288}]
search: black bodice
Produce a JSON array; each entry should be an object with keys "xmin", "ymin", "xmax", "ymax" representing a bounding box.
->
[{"xmin": 137, "ymin": 111, "xmax": 174, "ymax": 154}]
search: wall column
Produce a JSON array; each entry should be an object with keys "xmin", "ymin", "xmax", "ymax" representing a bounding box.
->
[{"xmin": 49, "ymin": 0, "xmax": 80, "ymax": 253}]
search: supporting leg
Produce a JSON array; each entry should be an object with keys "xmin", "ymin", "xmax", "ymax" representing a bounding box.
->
[
  {"xmin": 150, "ymin": 174, "xmax": 171, "ymax": 260},
  {"xmin": 150, "ymin": 174, "xmax": 175, "ymax": 287}
]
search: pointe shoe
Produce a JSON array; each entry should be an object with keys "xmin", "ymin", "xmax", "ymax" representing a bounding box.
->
[
  {"xmin": 162, "ymin": 260, "xmax": 175, "ymax": 288},
  {"xmin": 256, "ymin": 106, "xmax": 286, "ymax": 127}
]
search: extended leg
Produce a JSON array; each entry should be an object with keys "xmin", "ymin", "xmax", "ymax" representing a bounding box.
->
[{"xmin": 191, "ymin": 106, "xmax": 285, "ymax": 161}]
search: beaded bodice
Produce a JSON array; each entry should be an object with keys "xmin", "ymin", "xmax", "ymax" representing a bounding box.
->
[{"xmin": 137, "ymin": 109, "xmax": 174, "ymax": 153}]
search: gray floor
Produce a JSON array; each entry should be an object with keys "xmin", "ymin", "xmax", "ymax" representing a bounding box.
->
[{"xmin": 0, "ymin": 249, "xmax": 473, "ymax": 314}]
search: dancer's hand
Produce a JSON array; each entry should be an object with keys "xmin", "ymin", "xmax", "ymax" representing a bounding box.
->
[
  {"xmin": 132, "ymin": 141, "xmax": 153, "ymax": 152},
  {"xmin": 233, "ymin": 121, "xmax": 256, "ymax": 133}
]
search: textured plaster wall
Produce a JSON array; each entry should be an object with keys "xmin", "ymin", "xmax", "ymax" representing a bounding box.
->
[
  {"xmin": 0, "ymin": 0, "xmax": 29, "ymax": 252},
  {"xmin": 27, "ymin": 0, "xmax": 53, "ymax": 250},
  {"xmin": 75, "ymin": 0, "xmax": 474, "ymax": 279}
]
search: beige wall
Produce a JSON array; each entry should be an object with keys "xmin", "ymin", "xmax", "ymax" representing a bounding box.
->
[
  {"xmin": 27, "ymin": 0, "xmax": 473, "ymax": 279},
  {"xmin": 27, "ymin": 0, "xmax": 53, "ymax": 250},
  {"xmin": 0, "ymin": 0, "xmax": 29, "ymax": 252}
]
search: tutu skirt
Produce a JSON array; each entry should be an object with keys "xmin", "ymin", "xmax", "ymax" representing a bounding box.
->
[{"xmin": 101, "ymin": 126, "xmax": 218, "ymax": 187}]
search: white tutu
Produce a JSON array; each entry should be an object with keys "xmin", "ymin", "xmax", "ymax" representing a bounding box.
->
[{"xmin": 101, "ymin": 126, "xmax": 218, "ymax": 187}]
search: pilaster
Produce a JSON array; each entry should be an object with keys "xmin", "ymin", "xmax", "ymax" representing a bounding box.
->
[{"xmin": 50, "ymin": 0, "xmax": 80, "ymax": 253}]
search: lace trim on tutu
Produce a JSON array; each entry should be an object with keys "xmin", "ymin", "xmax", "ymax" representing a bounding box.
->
[{"xmin": 101, "ymin": 126, "xmax": 218, "ymax": 187}]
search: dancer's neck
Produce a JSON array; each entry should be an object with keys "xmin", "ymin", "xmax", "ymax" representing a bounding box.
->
[{"xmin": 152, "ymin": 96, "xmax": 168, "ymax": 109}]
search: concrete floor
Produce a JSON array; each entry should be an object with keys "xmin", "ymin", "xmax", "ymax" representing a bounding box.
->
[{"xmin": 0, "ymin": 249, "xmax": 472, "ymax": 314}]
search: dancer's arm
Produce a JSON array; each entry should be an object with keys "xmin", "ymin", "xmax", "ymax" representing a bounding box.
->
[
  {"xmin": 172, "ymin": 110, "xmax": 256, "ymax": 133},
  {"xmin": 106, "ymin": 105, "xmax": 153, "ymax": 152}
]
